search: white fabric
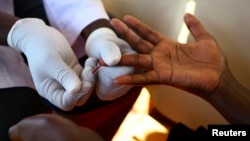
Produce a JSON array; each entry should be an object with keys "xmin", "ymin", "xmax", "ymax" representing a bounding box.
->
[
  {"xmin": 43, "ymin": 0, "xmax": 109, "ymax": 45},
  {"xmin": 7, "ymin": 18, "xmax": 97, "ymax": 111},
  {"xmin": 86, "ymin": 27, "xmax": 136, "ymax": 100}
]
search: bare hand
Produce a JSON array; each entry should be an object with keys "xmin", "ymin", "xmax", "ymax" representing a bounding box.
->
[{"xmin": 111, "ymin": 14, "xmax": 227, "ymax": 98}]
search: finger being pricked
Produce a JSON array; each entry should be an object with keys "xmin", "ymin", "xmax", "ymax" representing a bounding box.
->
[
  {"xmin": 110, "ymin": 16, "xmax": 153, "ymax": 54},
  {"xmin": 114, "ymin": 71, "xmax": 159, "ymax": 86},
  {"xmin": 118, "ymin": 54, "xmax": 152, "ymax": 71}
]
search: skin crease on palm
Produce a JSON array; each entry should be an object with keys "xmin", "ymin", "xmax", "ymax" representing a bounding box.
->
[{"xmin": 110, "ymin": 13, "xmax": 227, "ymax": 99}]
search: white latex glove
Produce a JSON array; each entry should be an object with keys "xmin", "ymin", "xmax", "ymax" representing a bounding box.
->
[
  {"xmin": 86, "ymin": 28, "xmax": 136, "ymax": 100},
  {"xmin": 7, "ymin": 18, "xmax": 97, "ymax": 111}
]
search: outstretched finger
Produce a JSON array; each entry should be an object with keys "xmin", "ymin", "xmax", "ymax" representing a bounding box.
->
[
  {"xmin": 123, "ymin": 15, "xmax": 165, "ymax": 45},
  {"xmin": 111, "ymin": 17, "xmax": 153, "ymax": 54},
  {"xmin": 114, "ymin": 71, "xmax": 159, "ymax": 85},
  {"xmin": 184, "ymin": 13, "xmax": 211, "ymax": 41},
  {"xmin": 118, "ymin": 54, "xmax": 152, "ymax": 70}
]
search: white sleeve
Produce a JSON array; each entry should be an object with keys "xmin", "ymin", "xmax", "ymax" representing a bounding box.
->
[{"xmin": 43, "ymin": 0, "xmax": 109, "ymax": 45}]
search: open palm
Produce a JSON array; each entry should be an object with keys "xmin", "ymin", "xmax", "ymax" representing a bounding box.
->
[{"xmin": 111, "ymin": 14, "xmax": 227, "ymax": 97}]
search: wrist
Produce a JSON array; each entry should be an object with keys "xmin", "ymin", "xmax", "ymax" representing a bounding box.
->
[
  {"xmin": 208, "ymin": 66, "xmax": 250, "ymax": 123},
  {"xmin": 209, "ymin": 68, "xmax": 233, "ymax": 99},
  {"xmin": 81, "ymin": 19, "xmax": 112, "ymax": 40}
]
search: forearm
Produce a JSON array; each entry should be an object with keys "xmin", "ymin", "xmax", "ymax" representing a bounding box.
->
[
  {"xmin": 0, "ymin": 12, "xmax": 18, "ymax": 45},
  {"xmin": 208, "ymin": 69, "xmax": 250, "ymax": 124}
]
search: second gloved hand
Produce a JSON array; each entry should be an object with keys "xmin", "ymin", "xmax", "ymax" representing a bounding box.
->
[
  {"xmin": 86, "ymin": 28, "xmax": 137, "ymax": 100},
  {"xmin": 7, "ymin": 18, "xmax": 97, "ymax": 111}
]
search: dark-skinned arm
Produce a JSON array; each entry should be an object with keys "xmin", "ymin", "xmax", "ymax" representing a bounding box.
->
[
  {"xmin": 209, "ymin": 69, "xmax": 250, "ymax": 124},
  {"xmin": 0, "ymin": 12, "xmax": 18, "ymax": 45}
]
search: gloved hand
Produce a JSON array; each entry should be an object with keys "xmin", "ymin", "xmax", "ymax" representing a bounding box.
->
[
  {"xmin": 7, "ymin": 18, "xmax": 97, "ymax": 111},
  {"xmin": 85, "ymin": 28, "xmax": 136, "ymax": 100}
]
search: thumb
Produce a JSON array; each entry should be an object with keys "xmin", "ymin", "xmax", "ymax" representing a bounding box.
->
[
  {"xmin": 51, "ymin": 63, "xmax": 82, "ymax": 94},
  {"xmin": 184, "ymin": 13, "xmax": 211, "ymax": 41},
  {"xmin": 99, "ymin": 41, "xmax": 121, "ymax": 66}
]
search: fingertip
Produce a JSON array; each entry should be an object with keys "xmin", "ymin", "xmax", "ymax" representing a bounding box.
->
[
  {"xmin": 68, "ymin": 79, "xmax": 81, "ymax": 93},
  {"xmin": 184, "ymin": 13, "xmax": 210, "ymax": 41},
  {"xmin": 98, "ymin": 59, "xmax": 107, "ymax": 66},
  {"xmin": 81, "ymin": 81, "xmax": 93, "ymax": 90},
  {"xmin": 104, "ymin": 57, "xmax": 120, "ymax": 66},
  {"xmin": 123, "ymin": 15, "xmax": 137, "ymax": 24},
  {"xmin": 67, "ymin": 79, "xmax": 82, "ymax": 94},
  {"xmin": 8, "ymin": 125, "xmax": 19, "ymax": 140},
  {"xmin": 101, "ymin": 45, "xmax": 121, "ymax": 66},
  {"xmin": 114, "ymin": 78, "xmax": 120, "ymax": 85},
  {"xmin": 123, "ymin": 15, "xmax": 130, "ymax": 21},
  {"xmin": 184, "ymin": 13, "xmax": 195, "ymax": 28},
  {"xmin": 110, "ymin": 18, "xmax": 120, "ymax": 26},
  {"xmin": 82, "ymin": 66, "xmax": 96, "ymax": 83},
  {"xmin": 84, "ymin": 57, "xmax": 98, "ymax": 68},
  {"xmin": 184, "ymin": 13, "xmax": 194, "ymax": 19},
  {"xmin": 114, "ymin": 76, "xmax": 129, "ymax": 85},
  {"xmin": 123, "ymin": 15, "xmax": 133, "ymax": 21},
  {"xmin": 8, "ymin": 125, "xmax": 15, "ymax": 135}
]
